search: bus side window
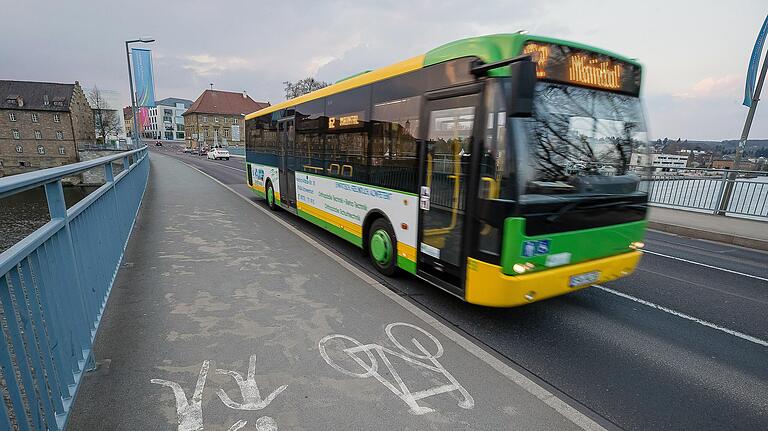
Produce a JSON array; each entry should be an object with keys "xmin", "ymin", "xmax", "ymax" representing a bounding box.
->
[
  {"xmin": 325, "ymin": 86, "xmax": 370, "ymax": 182},
  {"xmin": 295, "ymin": 98, "xmax": 326, "ymax": 174},
  {"xmin": 370, "ymin": 95, "xmax": 421, "ymax": 192}
]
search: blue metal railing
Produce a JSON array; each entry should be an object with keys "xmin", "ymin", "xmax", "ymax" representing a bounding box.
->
[{"xmin": 0, "ymin": 147, "xmax": 149, "ymax": 430}]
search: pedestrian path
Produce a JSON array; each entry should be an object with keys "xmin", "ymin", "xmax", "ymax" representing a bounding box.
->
[
  {"xmin": 648, "ymin": 206, "xmax": 768, "ymax": 251},
  {"xmin": 67, "ymin": 154, "xmax": 600, "ymax": 430}
]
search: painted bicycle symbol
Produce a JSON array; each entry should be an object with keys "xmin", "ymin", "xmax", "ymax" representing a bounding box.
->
[{"xmin": 318, "ymin": 322, "xmax": 474, "ymax": 415}]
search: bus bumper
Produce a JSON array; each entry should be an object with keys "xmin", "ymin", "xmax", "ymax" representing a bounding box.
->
[{"xmin": 464, "ymin": 251, "xmax": 642, "ymax": 307}]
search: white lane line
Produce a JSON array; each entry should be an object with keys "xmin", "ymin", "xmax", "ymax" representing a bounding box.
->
[
  {"xmin": 595, "ymin": 285, "xmax": 768, "ymax": 348},
  {"xmin": 166, "ymin": 154, "xmax": 607, "ymax": 431},
  {"xmin": 208, "ymin": 161, "xmax": 246, "ymax": 173},
  {"xmin": 643, "ymin": 249, "xmax": 768, "ymax": 282}
]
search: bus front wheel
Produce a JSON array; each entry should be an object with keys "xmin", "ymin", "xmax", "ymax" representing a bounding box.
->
[
  {"xmin": 368, "ymin": 218, "xmax": 398, "ymax": 276},
  {"xmin": 266, "ymin": 181, "xmax": 277, "ymax": 210}
]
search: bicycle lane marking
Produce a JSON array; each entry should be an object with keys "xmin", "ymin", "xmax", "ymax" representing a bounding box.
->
[
  {"xmin": 166, "ymin": 154, "xmax": 608, "ymax": 431},
  {"xmin": 318, "ymin": 322, "xmax": 474, "ymax": 415}
]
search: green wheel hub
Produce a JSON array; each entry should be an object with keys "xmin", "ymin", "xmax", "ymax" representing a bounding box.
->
[
  {"xmin": 370, "ymin": 229, "xmax": 393, "ymax": 265},
  {"xmin": 267, "ymin": 186, "xmax": 274, "ymax": 206}
]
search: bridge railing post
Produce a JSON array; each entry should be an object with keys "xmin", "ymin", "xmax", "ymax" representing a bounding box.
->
[{"xmin": 715, "ymin": 170, "xmax": 733, "ymax": 215}]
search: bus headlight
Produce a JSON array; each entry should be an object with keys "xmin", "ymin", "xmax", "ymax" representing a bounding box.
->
[
  {"xmin": 512, "ymin": 262, "xmax": 535, "ymax": 274},
  {"xmin": 629, "ymin": 241, "xmax": 645, "ymax": 250}
]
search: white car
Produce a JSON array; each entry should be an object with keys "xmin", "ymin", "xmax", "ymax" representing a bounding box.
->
[{"xmin": 207, "ymin": 148, "xmax": 231, "ymax": 160}]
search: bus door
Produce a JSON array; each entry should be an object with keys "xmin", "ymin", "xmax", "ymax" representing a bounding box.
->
[
  {"xmin": 417, "ymin": 89, "xmax": 481, "ymax": 290},
  {"xmin": 278, "ymin": 118, "xmax": 297, "ymax": 209}
]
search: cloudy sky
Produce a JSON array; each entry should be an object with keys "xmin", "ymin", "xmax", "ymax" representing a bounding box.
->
[{"xmin": 2, "ymin": 0, "xmax": 766, "ymax": 140}]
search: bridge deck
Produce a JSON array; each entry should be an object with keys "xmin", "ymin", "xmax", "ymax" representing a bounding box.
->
[{"xmin": 67, "ymin": 154, "xmax": 595, "ymax": 430}]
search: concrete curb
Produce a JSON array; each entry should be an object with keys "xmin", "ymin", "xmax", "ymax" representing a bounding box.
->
[{"xmin": 647, "ymin": 221, "xmax": 768, "ymax": 252}]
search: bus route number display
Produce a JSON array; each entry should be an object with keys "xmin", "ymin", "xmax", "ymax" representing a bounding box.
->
[{"xmin": 523, "ymin": 41, "xmax": 641, "ymax": 95}]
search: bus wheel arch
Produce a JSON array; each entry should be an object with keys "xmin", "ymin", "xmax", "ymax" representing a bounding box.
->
[{"xmin": 363, "ymin": 211, "xmax": 398, "ymax": 277}]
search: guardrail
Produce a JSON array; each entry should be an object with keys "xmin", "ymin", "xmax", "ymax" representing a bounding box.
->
[
  {"xmin": 0, "ymin": 147, "xmax": 149, "ymax": 430},
  {"xmin": 637, "ymin": 166, "xmax": 768, "ymax": 218}
]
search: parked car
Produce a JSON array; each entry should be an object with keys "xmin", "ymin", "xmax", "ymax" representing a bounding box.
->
[
  {"xmin": 207, "ymin": 148, "xmax": 231, "ymax": 160},
  {"xmin": 155, "ymin": 141, "xmax": 163, "ymax": 146}
]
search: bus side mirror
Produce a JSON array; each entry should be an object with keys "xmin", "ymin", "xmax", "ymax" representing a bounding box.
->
[{"xmin": 507, "ymin": 60, "xmax": 537, "ymax": 117}]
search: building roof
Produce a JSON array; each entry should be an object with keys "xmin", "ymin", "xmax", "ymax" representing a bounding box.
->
[
  {"xmin": 156, "ymin": 97, "xmax": 194, "ymax": 109},
  {"xmin": 183, "ymin": 90, "xmax": 268, "ymax": 117},
  {"xmin": 0, "ymin": 80, "xmax": 76, "ymax": 112}
]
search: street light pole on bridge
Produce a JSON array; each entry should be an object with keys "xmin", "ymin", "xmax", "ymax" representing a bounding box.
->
[
  {"xmin": 717, "ymin": 16, "xmax": 768, "ymax": 215},
  {"xmin": 125, "ymin": 37, "xmax": 155, "ymax": 149}
]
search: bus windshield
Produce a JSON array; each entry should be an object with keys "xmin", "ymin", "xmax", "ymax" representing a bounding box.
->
[{"xmin": 515, "ymin": 82, "xmax": 650, "ymax": 197}]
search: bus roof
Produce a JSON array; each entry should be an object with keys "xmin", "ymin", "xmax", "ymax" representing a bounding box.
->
[{"xmin": 245, "ymin": 33, "xmax": 639, "ymax": 120}]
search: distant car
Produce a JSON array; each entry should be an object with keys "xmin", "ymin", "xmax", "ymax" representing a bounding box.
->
[
  {"xmin": 207, "ymin": 148, "xmax": 230, "ymax": 160},
  {"xmin": 155, "ymin": 141, "xmax": 163, "ymax": 146}
]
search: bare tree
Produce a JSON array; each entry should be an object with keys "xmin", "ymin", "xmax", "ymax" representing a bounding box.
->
[
  {"xmin": 88, "ymin": 86, "xmax": 122, "ymax": 144},
  {"xmin": 283, "ymin": 78, "xmax": 330, "ymax": 99}
]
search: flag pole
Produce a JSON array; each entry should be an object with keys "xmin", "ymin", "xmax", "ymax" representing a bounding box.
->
[{"xmin": 717, "ymin": 17, "xmax": 768, "ymax": 215}]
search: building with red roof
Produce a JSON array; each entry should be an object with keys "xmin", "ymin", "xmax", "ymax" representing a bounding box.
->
[{"xmin": 182, "ymin": 90, "xmax": 268, "ymax": 148}]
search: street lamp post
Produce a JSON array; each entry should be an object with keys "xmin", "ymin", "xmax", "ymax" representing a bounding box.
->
[{"xmin": 125, "ymin": 37, "xmax": 155, "ymax": 149}]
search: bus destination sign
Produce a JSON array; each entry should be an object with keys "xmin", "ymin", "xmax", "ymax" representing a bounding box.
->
[{"xmin": 523, "ymin": 42, "xmax": 641, "ymax": 95}]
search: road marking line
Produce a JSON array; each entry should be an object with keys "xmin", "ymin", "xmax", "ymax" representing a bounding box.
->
[
  {"xmin": 207, "ymin": 160, "xmax": 246, "ymax": 173},
  {"xmin": 595, "ymin": 285, "xmax": 768, "ymax": 348},
  {"xmin": 165, "ymin": 154, "xmax": 607, "ymax": 431},
  {"xmin": 643, "ymin": 249, "xmax": 768, "ymax": 282}
]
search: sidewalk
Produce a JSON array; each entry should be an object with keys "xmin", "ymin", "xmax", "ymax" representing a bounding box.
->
[
  {"xmin": 648, "ymin": 206, "xmax": 768, "ymax": 251},
  {"xmin": 67, "ymin": 154, "xmax": 598, "ymax": 430}
]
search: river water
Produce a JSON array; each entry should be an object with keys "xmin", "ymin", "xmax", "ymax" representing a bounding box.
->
[{"xmin": 0, "ymin": 186, "xmax": 95, "ymax": 254}]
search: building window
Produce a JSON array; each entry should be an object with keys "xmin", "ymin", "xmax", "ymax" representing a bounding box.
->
[
  {"xmin": 31, "ymin": 113, "xmax": 38, "ymax": 123},
  {"xmin": 53, "ymin": 113, "xmax": 60, "ymax": 123},
  {"xmin": 214, "ymin": 117, "xmax": 219, "ymax": 123},
  {"xmin": 0, "ymin": 160, "xmax": 3, "ymax": 168},
  {"xmin": 37, "ymin": 145, "xmax": 45, "ymax": 155},
  {"xmin": 58, "ymin": 146, "xmax": 65, "ymax": 155},
  {"xmin": 43, "ymin": 95, "xmax": 49, "ymax": 106},
  {"xmin": 56, "ymin": 131, "xmax": 64, "ymax": 140},
  {"xmin": 12, "ymin": 129, "xmax": 20, "ymax": 139},
  {"xmin": 15, "ymin": 144, "xmax": 22, "ymax": 153},
  {"xmin": 202, "ymin": 116, "xmax": 207, "ymax": 123},
  {"xmin": 19, "ymin": 161, "xmax": 27, "ymax": 167},
  {"xmin": 34, "ymin": 130, "xmax": 42, "ymax": 140},
  {"xmin": 9, "ymin": 112, "xmax": 16, "ymax": 121},
  {"xmin": 224, "ymin": 128, "xmax": 230, "ymax": 138}
]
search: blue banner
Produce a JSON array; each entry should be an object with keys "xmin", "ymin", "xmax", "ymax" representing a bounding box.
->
[
  {"xmin": 744, "ymin": 14, "xmax": 768, "ymax": 107},
  {"xmin": 132, "ymin": 48, "xmax": 156, "ymax": 107}
]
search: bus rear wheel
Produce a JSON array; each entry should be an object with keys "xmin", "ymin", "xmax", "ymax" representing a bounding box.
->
[
  {"xmin": 266, "ymin": 181, "xmax": 277, "ymax": 210},
  {"xmin": 368, "ymin": 218, "xmax": 397, "ymax": 276}
]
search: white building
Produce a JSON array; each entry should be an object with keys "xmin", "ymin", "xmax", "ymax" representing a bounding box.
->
[
  {"xmin": 143, "ymin": 97, "xmax": 193, "ymax": 141},
  {"xmin": 632, "ymin": 152, "xmax": 689, "ymax": 171}
]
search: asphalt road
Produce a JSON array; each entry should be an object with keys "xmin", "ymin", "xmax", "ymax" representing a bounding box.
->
[{"xmin": 152, "ymin": 145, "xmax": 768, "ymax": 431}]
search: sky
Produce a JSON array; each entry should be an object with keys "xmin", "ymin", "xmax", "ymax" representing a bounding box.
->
[{"xmin": 1, "ymin": 0, "xmax": 766, "ymax": 141}]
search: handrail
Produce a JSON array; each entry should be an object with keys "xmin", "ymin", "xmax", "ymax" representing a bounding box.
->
[
  {"xmin": 0, "ymin": 146, "xmax": 150, "ymax": 430},
  {"xmin": 0, "ymin": 146, "xmax": 147, "ymax": 199},
  {"xmin": 629, "ymin": 164, "xmax": 767, "ymax": 175}
]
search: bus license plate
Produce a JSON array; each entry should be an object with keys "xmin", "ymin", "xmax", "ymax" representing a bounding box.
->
[{"xmin": 569, "ymin": 271, "xmax": 600, "ymax": 288}]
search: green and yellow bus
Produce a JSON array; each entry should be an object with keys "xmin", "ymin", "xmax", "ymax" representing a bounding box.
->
[{"xmin": 245, "ymin": 33, "xmax": 650, "ymax": 307}]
